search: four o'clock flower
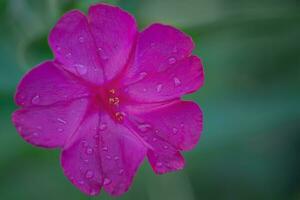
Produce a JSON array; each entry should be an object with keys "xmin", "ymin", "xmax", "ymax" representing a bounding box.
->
[{"xmin": 12, "ymin": 3, "xmax": 204, "ymax": 196}]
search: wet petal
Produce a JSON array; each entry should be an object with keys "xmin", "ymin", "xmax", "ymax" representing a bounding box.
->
[
  {"xmin": 147, "ymin": 149, "xmax": 185, "ymax": 174},
  {"xmin": 124, "ymin": 56, "xmax": 204, "ymax": 102},
  {"xmin": 88, "ymin": 4, "xmax": 137, "ymax": 81},
  {"xmin": 126, "ymin": 100, "xmax": 203, "ymax": 151},
  {"xmin": 61, "ymin": 112, "xmax": 103, "ymax": 196},
  {"xmin": 15, "ymin": 61, "xmax": 90, "ymax": 107},
  {"xmin": 122, "ymin": 23, "xmax": 195, "ymax": 86},
  {"xmin": 49, "ymin": 10, "xmax": 104, "ymax": 84},
  {"xmin": 12, "ymin": 98, "xmax": 89, "ymax": 148},
  {"xmin": 99, "ymin": 113, "xmax": 146, "ymax": 196}
]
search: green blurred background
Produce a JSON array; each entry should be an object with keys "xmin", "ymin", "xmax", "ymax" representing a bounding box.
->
[{"xmin": 1, "ymin": 0, "xmax": 300, "ymax": 199}]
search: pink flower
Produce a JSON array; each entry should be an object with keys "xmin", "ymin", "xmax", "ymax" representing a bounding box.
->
[{"xmin": 12, "ymin": 3, "xmax": 204, "ymax": 196}]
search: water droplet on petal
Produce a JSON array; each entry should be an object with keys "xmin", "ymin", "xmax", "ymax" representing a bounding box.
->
[
  {"xmin": 86, "ymin": 147, "xmax": 94, "ymax": 155},
  {"xmin": 85, "ymin": 170, "xmax": 94, "ymax": 179},
  {"xmin": 58, "ymin": 128, "xmax": 64, "ymax": 132},
  {"xmin": 103, "ymin": 178, "xmax": 111, "ymax": 185},
  {"xmin": 156, "ymin": 162, "xmax": 163, "ymax": 167},
  {"xmin": 114, "ymin": 156, "xmax": 119, "ymax": 161},
  {"xmin": 138, "ymin": 124, "xmax": 152, "ymax": 132},
  {"xmin": 119, "ymin": 169, "xmax": 124, "ymax": 175},
  {"xmin": 66, "ymin": 52, "xmax": 72, "ymax": 59},
  {"xmin": 56, "ymin": 46, "xmax": 61, "ymax": 52},
  {"xmin": 102, "ymin": 147, "xmax": 108, "ymax": 151},
  {"xmin": 31, "ymin": 95, "xmax": 40, "ymax": 105},
  {"xmin": 152, "ymin": 137, "xmax": 157, "ymax": 142},
  {"xmin": 174, "ymin": 77, "xmax": 181, "ymax": 86},
  {"xmin": 78, "ymin": 180, "xmax": 84, "ymax": 185},
  {"xmin": 90, "ymin": 189, "xmax": 98, "ymax": 195},
  {"xmin": 168, "ymin": 57, "xmax": 176, "ymax": 64},
  {"xmin": 139, "ymin": 72, "xmax": 148, "ymax": 80},
  {"xmin": 163, "ymin": 145, "xmax": 168, "ymax": 149},
  {"xmin": 172, "ymin": 128, "xmax": 178, "ymax": 134},
  {"xmin": 32, "ymin": 132, "xmax": 39, "ymax": 137},
  {"xmin": 79, "ymin": 36, "xmax": 84, "ymax": 43},
  {"xmin": 81, "ymin": 140, "xmax": 88, "ymax": 148},
  {"xmin": 172, "ymin": 46, "xmax": 178, "ymax": 53},
  {"xmin": 99, "ymin": 123, "xmax": 107, "ymax": 131},
  {"xmin": 156, "ymin": 84, "xmax": 163, "ymax": 93},
  {"xmin": 57, "ymin": 118, "xmax": 67, "ymax": 124},
  {"xmin": 75, "ymin": 64, "xmax": 87, "ymax": 75},
  {"xmin": 106, "ymin": 155, "xmax": 112, "ymax": 160}
]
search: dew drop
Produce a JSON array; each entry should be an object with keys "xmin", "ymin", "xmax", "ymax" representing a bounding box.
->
[
  {"xmin": 156, "ymin": 84, "xmax": 163, "ymax": 93},
  {"xmin": 106, "ymin": 155, "xmax": 112, "ymax": 160},
  {"xmin": 75, "ymin": 64, "xmax": 87, "ymax": 75},
  {"xmin": 81, "ymin": 140, "xmax": 88, "ymax": 148},
  {"xmin": 172, "ymin": 128, "xmax": 178, "ymax": 134},
  {"xmin": 174, "ymin": 77, "xmax": 181, "ymax": 86},
  {"xmin": 168, "ymin": 57, "xmax": 176, "ymax": 64},
  {"xmin": 102, "ymin": 147, "xmax": 108, "ymax": 151},
  {"xmin": 99, "ymin": 123, "xmax": 107, "ymax": 131},
  {"xmin": 56, "ymin": 46, "xmax": 61, "ymax": 52},
  {"xmin": 156, "ymin": 162, "xmax": 163, "ymax": 167},
  {"xmin": 90, "ymin": 189, "xmax": 98, "ymax": 196},
  {"xmin": 86, "ymin": 147, "xmax": 94, "ymax": 155},
  {"xmin": 93, "ymin": 134, "xmax": 99, "ymax": 139},
  {"xmin": 78, "ymin": 180, "xmax": 84, "ymax": 185},
  {"xmin": 119, "ymin": 169, "xmax": 124, "ymax": 175},
  {"xmin": 152, "ymin": 137, "xmax": 157, "ymax": 142},
  {"xmin": 103, "ymin": 178, "xmax": 111, "ymax": 185},
  {"xmin": 57, "ymin": 118, "xmax": 67, "ymax": 124},
  {"xmin": 163, "ymin": 145, "xmax": 168, "ymax": 149},
  {"xmin": 79, "ymin": 36, "xmax": 84, "ymax": 43},
  {"xmin": 32, "ymin": 132, "xmax": 39, "ymax": 137},
  {"xmin": 31, "ymin": 95, "xmax": 40, "ymax": 105},
  {"xmin": 139, "ymin": 72, "xmax": 148, "ymax": 80},
  {"xmin": 66, "ymin": 52, "xmax": 72, "ymax": 59},
  {"xmin": 138, "ymin": 124, "xmax": 152, "ymax": 132},
  {"xmin": 172, "ymin": 46, "xmax": 178, "ymax": 53},
  {"xmin": 85, "ymin": 170, "xmax": 94, "ymax": 179},
  {"xmin": 58, "ymin": 128, "xmax": 64, "ymax": 133},
  {"xmin": 114, "ymin": 156, "xmax": 119, "ymax": 161}
]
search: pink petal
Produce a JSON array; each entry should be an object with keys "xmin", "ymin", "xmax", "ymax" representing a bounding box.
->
[
  {"xmin": 124, "ymin": 56, "xmax": 204, "ymax": 102},
  {"xmin": 88, "ymin": 4, "xmax": 137, "ymax": 81},
  {"xmin": 49, "ymin": 10, "xmax": 104, "ymax": 85},
  {"xmin": 15, "ymin": 61, "xmax": 90, "ymax": 107},
  {"xmin": 122, "ymin": 23, "xmax": 195, "ymax": 85},
  {"xmin": 99, "ymin": 112, "xmax": 146, "ymax": 196},
  {"xmin": 12, "ymin": 98, "xmax": 89, "ymax": 148},
  {"xmin": 125, "ymin": 101, "xmax": 203, "ymax": 151},
  {"xmin": 147, "ymin": 149, "xmax": 185, "ymax": 174},
  {"xmin": 61, "ymin": 112, "xmax": 103, "ymax": 196}
]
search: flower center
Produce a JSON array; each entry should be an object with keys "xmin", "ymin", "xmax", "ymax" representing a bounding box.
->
[{"xmin": 92, "ymin": 87, "xmax": 125, "ymax": 123}]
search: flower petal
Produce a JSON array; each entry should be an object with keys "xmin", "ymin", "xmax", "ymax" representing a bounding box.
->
[
  {"xmin": 124, "ymin": 56, "xmax": 204, "ymax": 102},
  {"xmin": 99, "ymin": 112, "xmax": 146, "ymax": 196},
  {"xmin": 88, "ymin": 4, "xmax": 137, "ymax": 81},
  {"xmin": 12, "ymin": 98, "xmax": 89, "ymax": 148},
  {"xmin": 15, "ymin": 61, "xmax": 90, "ymax": 107},
  {"xmin": 122, "ymin": 23, "xmax": 195, "ymax": 85},
  {"xmin": 49, "ymin": 10, "xmax": 104, "ymax": 84},
  {"xmin": 147, "ymin": 149, "xmax": 185, "ymax": 174},
  {"xmin": 61, "ymin": 112, "xmax": 103, "ymax": 196},
  {"xmin": 125, "ymin": 101, "xmax": 203, "ymax": 151}
]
